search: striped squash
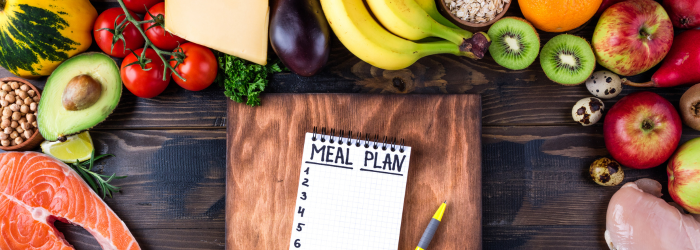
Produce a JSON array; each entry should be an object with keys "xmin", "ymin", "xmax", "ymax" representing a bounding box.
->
[{"xmin": 0, "ymin": 0, "xmax": 97, "ymax": 78}]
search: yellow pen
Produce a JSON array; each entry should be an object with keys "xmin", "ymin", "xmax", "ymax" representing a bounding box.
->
[{"xmin": 415, "ymin": 200, "xmax": 446, "ymax": 250}]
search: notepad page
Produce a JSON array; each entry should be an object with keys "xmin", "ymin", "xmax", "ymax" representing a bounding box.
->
[{"xmin": 288, "ymin": 132, "xmax": 412, "ymax": 250}]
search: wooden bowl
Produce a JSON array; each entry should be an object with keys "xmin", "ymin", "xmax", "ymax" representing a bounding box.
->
[
  {"xmin": 0, "ymin": 77, "xmax": 43, "ymax": 151},
  {"xmin": 437, "ymin": 0, "xmax": 512, "ymax": 32}
]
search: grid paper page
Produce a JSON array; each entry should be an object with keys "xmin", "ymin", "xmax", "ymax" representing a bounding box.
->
[{"xmin": 288, "ymin": 132, "xmax": 412, "ymax": 250}]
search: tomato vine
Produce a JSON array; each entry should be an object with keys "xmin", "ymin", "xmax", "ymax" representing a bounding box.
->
[{"xmin": 114, "ymin": 0, "xmax": 186, "ymax": 82}]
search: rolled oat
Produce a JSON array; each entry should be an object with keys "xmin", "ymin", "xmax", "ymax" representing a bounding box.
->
[{"xmin": 444, "ymin": 0, "xmax": 507, "ymax": 23}]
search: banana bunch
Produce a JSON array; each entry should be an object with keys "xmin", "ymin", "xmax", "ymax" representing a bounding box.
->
[{"xmin": 320, "ymin": 0, "xmax": 492, "ymax": 70}]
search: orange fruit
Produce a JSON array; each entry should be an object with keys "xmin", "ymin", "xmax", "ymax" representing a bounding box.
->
[{"xmin": 518, "ymin": 0, "xmax": 602, "ymax": 32}]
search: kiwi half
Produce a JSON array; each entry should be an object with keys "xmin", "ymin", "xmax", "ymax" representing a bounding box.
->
[
  {"xmin": 487, "ymin": 17, "xmax": 540, "ymax": 70},
  {"xmin": 540, "ymin": 34, "xmax": 596, "ymax": 85}
]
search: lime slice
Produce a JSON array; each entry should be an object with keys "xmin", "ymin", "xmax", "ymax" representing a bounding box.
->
[{"xmin": 40, "ymin": 131, "xmax": 94, "ymax": 163}]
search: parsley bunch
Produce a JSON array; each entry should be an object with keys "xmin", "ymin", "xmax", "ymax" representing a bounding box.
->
[{"xmin": 216, "ymin": 53, "xmax": 284, "ymax": 106}]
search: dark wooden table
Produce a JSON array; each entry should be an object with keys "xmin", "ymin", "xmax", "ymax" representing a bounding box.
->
[{"xmin": 3, "ymin": 0, "xmax": 697, "ymax": 249}]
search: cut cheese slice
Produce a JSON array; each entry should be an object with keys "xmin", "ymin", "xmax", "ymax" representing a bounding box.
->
[{"xmin": 164, "ymin": 0, "xmax": 269, "ymax": 65}]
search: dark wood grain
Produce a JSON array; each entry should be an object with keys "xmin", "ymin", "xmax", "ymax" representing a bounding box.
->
[
  {"xmin": 0, "ymin": 0, "xmax": 692, "ymax": 249},
  {"xmin": 44, "ymin": 124, "xmax": 696, "ymax": 249},
  {"xmin": 226, "ymin": 94, "xmax": 482, "ymax": 250}
]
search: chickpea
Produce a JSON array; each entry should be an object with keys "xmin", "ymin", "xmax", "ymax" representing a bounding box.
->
[
  {"xmin": 17, "ymin": 91, "xmax": 27, "ymax": 99},
  {"xmin": 20, "ymin": 121, "xmax": 28, "ymax": 130},
  {"xmin": 27, "ymin": 89, "xmax": 35, "ymax": 97},
  {"xmin": 15, "ymin": 99, "xmax": 21, "ymax": 106},
  {"xmin": 0, "ymin": 133, "xmax": 7, "ymax": 140},
  {"xmin": 11, "ymin": 111, "xmax": 20, "ymax": 121},
  {"xmin": 32, "ymin": 96, "xmax": 39, "ymax": 102},
  {"xmin": 9, "ymin": 131, "xmax": 17, "ymax": 139},
  {"xmin": 23, "ymin": 97, "xmax": 30, "ymax": 105},
  {"xmin": 23, "ymin": 129, "xmax": 32, "ymax": 139},
  {"xmin": 0, "ymin": 90, "xmax": 6, "ymax": 98},
  {"xmin": 10, "ymin": 82, "xmax": 19, "ymax": 90},
  {"xmin": 1, "ymin": 84, "xmax": 9, "ymax": 91},
  {"xmin": 2, "ymin": 108, "xmax": 10, "ymax": 118},
  {"xmin": 1, "ymin": 140, "xmax": 9, "ymax": 147},
  {"xmin": 30, "ymin": 103, "xmax": 37, "ymax": 112},
  {"xmin": 10, "ymin": 121, "xmax": 17, "ymax": 128},
  {"xmin": 19, "ymin": 84, "xmax": 27, "ymax": 92},
  {"xmin": 9, "ymin": 104, "xmax": 18, "ymax": 112},
  {"xmin": 19, "ymin": 105, "xmax": 28, "ymax": 113},
  {"xmin": 32, "ymin": 121, "xmax": 37, "ymax": 128},
  {"xmin": 1, "ymin": 119, "xmax": 9, "ymax": 128},
  {"xmin": 0, "ymin": 100, "xmax": 7, "ymax": 107},
  {"xmin": 26, "ymin": 114, "xmax": 34, "ymax": 123},
  {"xmin": 13, "ymin": 137, "xmax": 22, "ymax": 145},
  {"xmin": 4, "ymin": 94, "xmax": 14, "ymax": 103},
  {"xmin": 15, "ymin": 126, "xmax": 23, "ymax": 134}
]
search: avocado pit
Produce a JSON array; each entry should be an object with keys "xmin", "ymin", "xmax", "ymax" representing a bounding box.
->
[{"xmin": 62, "ymin": 74, "xmax": 102, "ymax": 111}]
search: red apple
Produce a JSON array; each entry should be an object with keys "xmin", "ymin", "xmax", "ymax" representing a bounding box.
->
[
  {"xmin": 663, "ymin": 0, "xmax": 700, "ymax": 29},
  {"xmin": 668, "ymin": 137, "xmax": 700, "ymax": 214},
  {"xmin": 604, "ymin": 91, "xmax": 682, "ymax": 169},
  {"xmin": 596, "ymin": 0, "xmax": 626, "ymax": 16},
  {"xmin": 592, "ymin": 0, "xmax": 674, "ymax": 76}
]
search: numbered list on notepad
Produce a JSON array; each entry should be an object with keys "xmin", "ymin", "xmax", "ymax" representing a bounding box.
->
[{"xmin": 289, "ymin": 133, "xmax": 412, "ymax": 250}]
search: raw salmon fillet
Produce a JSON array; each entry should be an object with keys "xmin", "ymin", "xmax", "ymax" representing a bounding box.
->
[{"xmin": 0, "ymin": 152, "xmax": 139, "ymax": 250}]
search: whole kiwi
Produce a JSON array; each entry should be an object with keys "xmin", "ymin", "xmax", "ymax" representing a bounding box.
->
[{"xmin": 680, "ymin": 83, "xmax": 700, "ymax": 131}]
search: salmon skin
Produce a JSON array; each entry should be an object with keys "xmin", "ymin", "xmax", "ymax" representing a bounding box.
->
[{"xmin": 0, "ymin": 152, "xmax": 139, "ymax": 250}]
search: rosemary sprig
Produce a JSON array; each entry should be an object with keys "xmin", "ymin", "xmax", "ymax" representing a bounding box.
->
[{"xmin": 69, "ymin": 150, "xmax": 127, "ymax": 199}]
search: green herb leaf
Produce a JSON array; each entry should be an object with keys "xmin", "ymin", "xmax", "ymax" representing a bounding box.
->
[
  {"xmin": 216, "ymin": 52, "xmax": 285, "ymax": 107},
  {"xmin": 69, "ymin": 151, "xmax": 126, "ymax": 199}
]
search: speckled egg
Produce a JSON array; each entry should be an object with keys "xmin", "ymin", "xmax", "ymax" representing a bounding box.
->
[
  {"xmin": 586, "ymin": 71, "xmax": 622, "ymax": 99},
  {"xmin": 572, "ymin": 97, "xmax": 604, "ymax": 126},
  {"xmin": 590, "ymin": 157, "xmax": 624, "ymax": 186}
]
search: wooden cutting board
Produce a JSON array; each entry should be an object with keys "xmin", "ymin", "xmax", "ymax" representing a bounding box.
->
[{"xmin": 226, "ymin": 94, "xmax": 482, "ymax": 250}]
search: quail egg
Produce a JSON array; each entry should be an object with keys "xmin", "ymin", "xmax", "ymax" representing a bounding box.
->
[
  {"xmin": 586, "ymin": 71, "xmax": 622, "ymax": 99},
  {"xmin": 572, "ymin": 97, "xmax": 604, "ymax": 126},
  {"xmin": 590, "ymin": 157, "xmax": 624, "ymax": 186}
]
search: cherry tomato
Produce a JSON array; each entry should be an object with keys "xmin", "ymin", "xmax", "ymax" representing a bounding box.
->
[
  {"xmin": 94, "ymin": 8, "xmax": 145, "ymax": 58},
  {"xmin": 123, "ymin": 0, "xmax": 162, "ymax": 14},
  {"xmin": 143, "ymin": 2, "xmax": 187, "ymax": 50},
  {"xmin": 170, "ymin": 43, "xmax": 218, "ymax": 91},
  {"xmin": 121, "ymin": 48, "xmax": 171, "ymax": 98}
]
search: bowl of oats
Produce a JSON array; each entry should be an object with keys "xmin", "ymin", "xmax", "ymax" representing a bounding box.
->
[{"xmin": 439, "ymin": 0, "xmax": 511, "ymax": 30}]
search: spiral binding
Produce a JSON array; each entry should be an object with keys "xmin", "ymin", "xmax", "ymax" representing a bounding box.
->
[{"xmin": 311, "ymin": 126, "xmax": 405, "ymax": 153}]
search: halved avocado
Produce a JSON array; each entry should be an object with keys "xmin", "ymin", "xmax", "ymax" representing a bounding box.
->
[{"xmin": 38, "ymin": 53, "xmax": 121, "ymax": 142}]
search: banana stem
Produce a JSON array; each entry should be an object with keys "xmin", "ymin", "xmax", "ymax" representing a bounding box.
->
[
  {"xmin": 415, "ymin": 40, "xmax": 469, "ymax": 57},
  {"xmin": 621, "ymin": 78, "xmax": 655, "ymax": 87},
  {"xmin": 115, "ymin": 0, "xmax": 186, "ymax": 82}
]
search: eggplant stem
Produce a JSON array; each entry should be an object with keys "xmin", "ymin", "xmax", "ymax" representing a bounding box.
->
[{"xmin": 621, "ymin": 78, "xmax": 654, "ymax": 87}]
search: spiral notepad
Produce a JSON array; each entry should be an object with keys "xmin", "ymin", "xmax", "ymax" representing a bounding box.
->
[{"xmin": 288, "ymin": 128, "xmax": 412, "ymax": 250}]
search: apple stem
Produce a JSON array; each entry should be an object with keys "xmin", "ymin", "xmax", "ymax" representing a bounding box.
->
[
  {"xmin": 642, "ymin": 120, "xmax": 653, "ymax": 130},
  {"xmin": 621, "ymin": 78, "xmax": 655, "ymax": 87}
]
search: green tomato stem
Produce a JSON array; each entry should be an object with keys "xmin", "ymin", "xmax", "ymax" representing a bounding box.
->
[{"xmin": 115, "ymin": 0, "xmax": 186, "ymax": 82}]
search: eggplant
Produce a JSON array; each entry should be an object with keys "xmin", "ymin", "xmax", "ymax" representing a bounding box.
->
[{"xmin": 269, "ymin": 0, "xmax": 330, "ymax": 77}]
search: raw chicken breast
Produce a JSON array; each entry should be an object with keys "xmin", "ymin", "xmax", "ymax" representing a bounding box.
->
[{"xmin": 605, "ymin": 178, "xmax": 700, "ymax": 250}]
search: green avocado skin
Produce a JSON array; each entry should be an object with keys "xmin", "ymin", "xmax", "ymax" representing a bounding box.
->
[
  {"xmin": 37, "ymin": 53, "xmax": 122, "ymax": 142},
  {"xmin": 0, "ymin": 4, "xmax": 79, "ymax": 76}
]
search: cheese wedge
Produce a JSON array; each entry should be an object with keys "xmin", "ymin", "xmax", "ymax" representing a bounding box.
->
[{"xmin": 164, "ymin": 0, "xmax": 269, "ymax": 65}]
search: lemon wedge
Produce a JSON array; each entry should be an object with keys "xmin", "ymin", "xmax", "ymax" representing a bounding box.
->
[{"xmin": 41, "ymin": 131, "xmax": 94, "ymax": 163}]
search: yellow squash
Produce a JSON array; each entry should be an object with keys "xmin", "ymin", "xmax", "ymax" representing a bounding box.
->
[{"xmin": 0, "ymin": 0, "xmax": 97, "ymax": 78}]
